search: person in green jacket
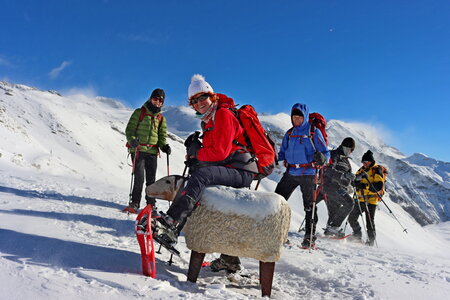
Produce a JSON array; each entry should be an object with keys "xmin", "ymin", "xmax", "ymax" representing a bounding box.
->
[{"xmin": 123, "ymin": 88, "xmax": 171, "ymax": 213}]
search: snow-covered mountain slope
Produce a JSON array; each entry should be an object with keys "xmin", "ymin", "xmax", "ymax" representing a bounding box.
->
[{"xmin": 1, "ymin": 81, "xmax": 449, "ymax": 299}]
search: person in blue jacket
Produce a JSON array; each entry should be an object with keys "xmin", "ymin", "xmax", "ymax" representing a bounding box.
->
[{"xmin": 275, "ymin": 103, "xmax": 330, "ymax": 248}]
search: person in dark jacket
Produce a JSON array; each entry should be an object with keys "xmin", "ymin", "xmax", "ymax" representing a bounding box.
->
[
  {"xmin": 154, "ymin": 75, "xmax": 258, "ymax": 259},
  {"xmin": 124, "ymin": 88, "xmax": 171, "ymax": 213},
  {"xmin": 348, "ymin": 150, "xmax": 386, "ymax": 246},
  {"xmin": 323, "ymin": 137, "xmax": 356, "ymax": 237},
  {"xmin": 275, "ymin": 103, "xmax": 330, "ymax": 248}
]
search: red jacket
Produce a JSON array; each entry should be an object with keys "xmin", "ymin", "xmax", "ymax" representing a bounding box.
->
[{"xmin": 197, "ymin": 94, "xmax": 244, "ymax": 162}]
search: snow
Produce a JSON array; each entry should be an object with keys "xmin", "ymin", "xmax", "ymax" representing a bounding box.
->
[{"xmin": 1, "ymin": 81, "xmax": 449, "ymax": 299}]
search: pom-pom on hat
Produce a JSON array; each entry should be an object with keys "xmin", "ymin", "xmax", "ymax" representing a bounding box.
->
[
  {"xmin": 361, "ymin": 150, "xmax": 375, "ymax": 163},
  {"xmin": 188, "ymin": 74, "xmax": 214, "ymax": 99}
]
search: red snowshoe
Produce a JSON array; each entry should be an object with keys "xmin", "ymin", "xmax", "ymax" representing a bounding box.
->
[{"xmin": 136, "ymin": 205, "xmax": 156, "ymax": 278}]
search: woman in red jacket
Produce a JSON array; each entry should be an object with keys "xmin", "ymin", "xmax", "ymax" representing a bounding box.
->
[{"xmin": 154, "ymin": 74, "xmax": 257, "ymax": 255}]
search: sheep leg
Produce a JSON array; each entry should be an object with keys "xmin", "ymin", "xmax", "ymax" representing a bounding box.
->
[
  {"xmin": 187, "ymin": 250, "xmax": 205, "ymax": 283},
  {"xmin": 259, "ymin": 261, "xmax": 275, "ymax": 297}
]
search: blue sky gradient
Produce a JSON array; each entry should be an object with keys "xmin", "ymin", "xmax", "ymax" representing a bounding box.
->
[{"xmin": 1, "ymin": 0, "xmax": 449, "ymax": 161}]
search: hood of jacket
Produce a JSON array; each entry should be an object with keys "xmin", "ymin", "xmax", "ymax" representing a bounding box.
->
[{"xmin": 291, "ymin": 103, "xmax": 309, "ymax": 130}]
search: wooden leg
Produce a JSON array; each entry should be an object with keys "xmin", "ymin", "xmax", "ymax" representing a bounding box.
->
[
  {"xmin": 259, "ymin": 261, "xmax": 275, "ymax": 297},
  {"xmin": 187, "ymin": 250, "xmax": 205, "ymax": 283}
]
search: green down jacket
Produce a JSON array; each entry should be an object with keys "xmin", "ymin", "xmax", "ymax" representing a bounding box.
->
[{"xmin": 125, "ymin": 103, "xmax": 167, "ymax": 154}]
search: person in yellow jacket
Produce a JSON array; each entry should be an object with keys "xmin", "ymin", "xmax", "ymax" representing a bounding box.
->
[{"xmin": 348, "ymin": 150, "xmax": 386, "ymax": 246}]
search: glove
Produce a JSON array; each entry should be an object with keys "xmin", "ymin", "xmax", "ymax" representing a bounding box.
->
[
  {"xmin": 184, "ymin": 157, "xmax": 199, "ymax": 168},
  {"xmin": 129, "ymin": 138, "xmax": 139, "ymax": 148},
  {"xmin": 187, "ymin": 140, "xmax": 202, "ymax": 158},
  {"xmin": 355, "ymin": 181, "xmax": 368, "ymax": 190},
  {"xmin": 313, "ymin": 151, "xmax": 327, "ymax": 166},
  {"xmin": 354, "ymin": 173, "xmax": 364, "ymax": 181},
  {"xmin": 283, "ymin": 160, "xmax": 288, "ymax": 168},
  {"xmin": 184, "ymin": 131, "xmax": 201, "ymax": 149},
  {"xmin": 161, "ymin": 144, "xmax": 171, "ymax": 155}
]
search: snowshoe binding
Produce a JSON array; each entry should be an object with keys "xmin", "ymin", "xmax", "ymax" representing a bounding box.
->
[{"xmin": 153, "ymin": 212, "xmax": 180, "ymax": 256}]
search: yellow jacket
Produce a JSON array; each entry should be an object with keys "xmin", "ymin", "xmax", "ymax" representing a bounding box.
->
[{"xmin": 355, "ymin": 164, "xmax": 386, "ymax": 205}]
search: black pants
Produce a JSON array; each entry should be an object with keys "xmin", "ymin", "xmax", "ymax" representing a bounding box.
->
[
  {"xmin": 325, "ymin": 188, "xmax": 354, "ymax": 227},
  {"xmin": 167, "ymin": 166, "xmax": 254, "ymax": 224},
  {"xmin": 348, "ymin": 201, "xmax": 377, "ymax": 241},
  {"xmin": 275, "ymin": 173, "xmax": 320, "ymax": 237},
  {"xmin": 131, "ymin": 152, "xmax": 157, "ymax": 207}
]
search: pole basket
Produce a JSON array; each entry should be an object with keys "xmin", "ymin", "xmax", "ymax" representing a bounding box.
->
[{"xmin": 136, "ymin": 205, "xmax": 156, "ymax": 278}]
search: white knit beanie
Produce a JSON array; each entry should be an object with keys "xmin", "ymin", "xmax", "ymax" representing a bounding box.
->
[{"xmin": 188, "ymin": 74, "xmax": 214, "ymax": 99}]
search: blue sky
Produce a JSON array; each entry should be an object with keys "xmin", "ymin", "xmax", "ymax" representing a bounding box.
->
[{"xmin": 1, "ymin": 0, "xmax": 449, "ymax": 161}]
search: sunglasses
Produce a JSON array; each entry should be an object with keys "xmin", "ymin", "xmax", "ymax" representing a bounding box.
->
[
  {"xmin": 190, "ymin": 93, "xmax": 210, "ymax": 105},
  {"xmin": 152, "ymin": 97, "xmax": 164, "ymax": 103}
]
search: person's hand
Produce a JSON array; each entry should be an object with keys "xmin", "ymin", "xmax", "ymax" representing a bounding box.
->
[
  {"xmin": 283, "ymin": 160, "xmax": 288, "ymax": 168},
  {"xmin": 161, "ymin": 144, "xmax": 171, "ymax": 155},
  {"xmin": 355, "ymin": 181, "xmax": 368, "ymax": 190},
  {"xmin": 187, "ymin": 140, "xmax": 202, "ymax": 158},
  {"xmin": 184, "ymin": 131, "xmax": 201, "ymax": 149},
  {"xmin": 184, "ymin": 157, "xmax": 199, "ymax": 168},
  {"xmin": 313, "ymin": 151, "xmax": 327, "ymax": 166},
  {"xmin": 129, "ymin": 138, "xmax": 139, "ymax": 148}
]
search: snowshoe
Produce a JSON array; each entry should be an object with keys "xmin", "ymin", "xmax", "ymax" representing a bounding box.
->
[{"xmin": 135, "ymin": 205, "xmax": 156, "ymax": 278}]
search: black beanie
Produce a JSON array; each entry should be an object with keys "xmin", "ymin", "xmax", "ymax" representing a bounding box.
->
[
  {"xmin": 341, "ymin": 137, "xmax": 355, "ymax": 150},
  {"xmin": 361, "ymin": 150, "xmax": 375, "ymax": 163},
  {"xmin": 150, "ymin": 88, "xmax": 165, "ymax": 101},
  {"xmin": 292, "ymin": 109, "xmax": 304, "ymax": 117}
]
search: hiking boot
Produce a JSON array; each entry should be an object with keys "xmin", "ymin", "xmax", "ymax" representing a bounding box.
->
[
  {"xmin": 347, "ymin": 232, "xmax": 363, "ymax": 243},
  {"xmin": 154, "ymin": 212, "xmax": 179, "ymax": 246},
  {"xmin": 210, "ymin": 257, "xmax": 243, "ymax": 273},
  {"xmin": 122, "ymin": 202, "xmax": 139, "ymax": 214},
  {"xmin": 323, "ymin": 226, "xmax": 343, "ymax": 238},
  {"xmin": 301, "ymin": 235, "xmax": 317, "ymax": 248}
]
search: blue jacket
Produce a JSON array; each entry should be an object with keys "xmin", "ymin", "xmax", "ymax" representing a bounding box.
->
[{"xmin": 278, "ymin": 103, "xmax": 330, "ymax": 176}]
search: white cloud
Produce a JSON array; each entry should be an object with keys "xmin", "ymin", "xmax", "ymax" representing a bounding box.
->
[
  {"xmin": 48, "ymin": 61, "xmax": 72, "ymax": 79},
  {"xmin": 0, "ymin": 56, "xmax": 12, "ymax": 67}
]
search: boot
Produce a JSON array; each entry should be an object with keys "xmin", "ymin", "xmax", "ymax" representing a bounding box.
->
[
  {"xmin": 153, "ymin": 212, "xmax": 180, "ymax": 255},
  {"xmin": 301, "ymin": 234, "xmax": 317, "ymax": 249},
  {"xmin": 323, "ymin": 226, "xmax": 343, "ymax": 238},
  {"xmin": 347, "ymin": 231, "xmax": 362, "ymax": 243},
  {"xmin": 210, "ymin": 255, "xmax": 242, "ymax": 273},
  {"xmin": 122, "ymin": 202, "xmax": 139, "ymax": 214}
]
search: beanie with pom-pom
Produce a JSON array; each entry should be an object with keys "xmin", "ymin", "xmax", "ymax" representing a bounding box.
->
[{"xmin": 188, "ymin": 74, "xmax": 214, "ymax": 99}]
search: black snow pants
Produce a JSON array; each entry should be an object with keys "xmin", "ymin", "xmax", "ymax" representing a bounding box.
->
[
  {"xmin": 325, "ymin": 188, "xmax": 354, "ymax": 228},
  {"xmin": 275, "ymin": 173, "xmax": 320, "ymax": 237},
  {"xmin": 347, "ymin": 201, "xmax": 377, "ymax": 242},
  {"xmin": 131, "ymin": 152, "xmax": 157, "ymax": 208},
  {"xmin": 167, "ymin": 165, "xmax": 254, "ymax": 224}
]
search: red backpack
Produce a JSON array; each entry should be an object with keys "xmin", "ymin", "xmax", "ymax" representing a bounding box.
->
[{"xmin": 217, "ymin": 94, "xmax": 277, "ymax": 179}]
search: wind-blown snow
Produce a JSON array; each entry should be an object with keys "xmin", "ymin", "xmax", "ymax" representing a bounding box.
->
[{"xmin": 1, "ymin": 81, "xmax": 449, "ymax": 299}]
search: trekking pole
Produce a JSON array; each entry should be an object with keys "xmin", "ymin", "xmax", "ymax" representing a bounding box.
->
[
  {"xmin": 353, "ymin": 187, "xmax": 369, "ymax": 240},
  {"xmin": 309, "ymin": 166, "xmax": 321, "ymax": 250},
  {"xmin": 166, "ymin": 153, "xmax": 170, "ymax": 176},
  {"xmin": 297, "ymin": 217, "xmax": 306, "ymax": 232},
  {"xmin": 361, "ymin": 192, "xmax": 378, "ymax": 247},
  {"xmin": 255, "ymin": 178, "xmax": 261, "ymax": 191},
  {"xmin": 363, "ymin": 177, "xmax": 408, "ymax": 234},
  {"xmin": 127, "ymin": 145, "xmax": 141, "ymax": 214}
]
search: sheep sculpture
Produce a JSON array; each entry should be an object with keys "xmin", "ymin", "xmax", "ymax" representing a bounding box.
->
[{"xmin": 146, "ymin": 175, "xmax": 291, "ymax": 297}]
